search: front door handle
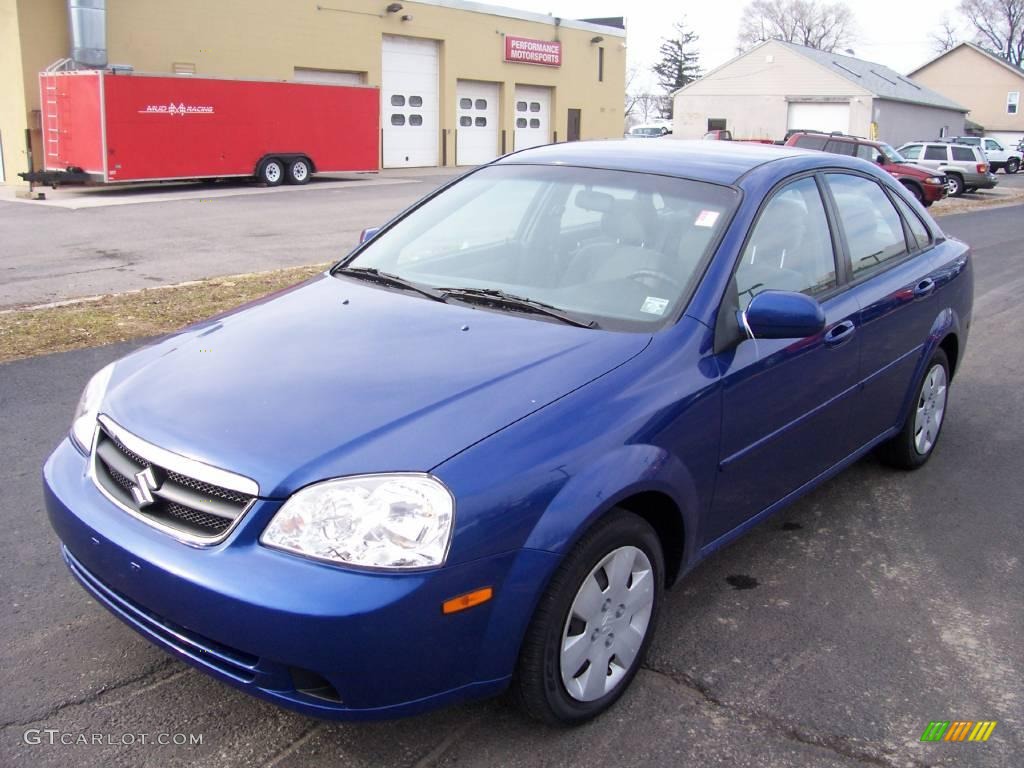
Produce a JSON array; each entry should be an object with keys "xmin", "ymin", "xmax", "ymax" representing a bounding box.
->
[
  {"xmin": 914, "ymin": 278, "xmax": 936, "ymax": 298},
  {"xmin": 824, "ymin": 320, "xmax": 856, "ymax": 346}
]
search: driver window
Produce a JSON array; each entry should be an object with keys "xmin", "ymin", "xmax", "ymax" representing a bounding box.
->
[{"xmin": 735, "ymin": 177, "xmax": 837, "ymax": 309}]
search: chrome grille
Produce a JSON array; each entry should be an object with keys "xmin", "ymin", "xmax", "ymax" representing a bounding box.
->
[{"xmin": 91, "ymin": 418, "xmax": 257, "ymax": 544}]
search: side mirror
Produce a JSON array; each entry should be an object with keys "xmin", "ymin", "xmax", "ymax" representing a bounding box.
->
[
  {"xmin": 740, "ymin": 290, "xmax": 826, "ymax": 339},
  {"xmin": 359, "ymin": 226, "xmax": 382, "ymax": 244}
]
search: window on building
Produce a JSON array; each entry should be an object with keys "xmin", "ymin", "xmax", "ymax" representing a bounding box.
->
[
  {"xmin": 598, "ymin": 46, "xmax": 604, "ymax": 82},
  {"xmin": 529, "ymin": 102, "xmax": 541, "ymax": 112},
  {"xmin": 924, "ymin": 145, "xmax": 948, "ymax": 161},
  {"xmin": 516, "ymin": 118, "xmax": 528, "ymax": 128},
  {"xmin": 475, "ymin": 117, "xmax": 487, "ymax": 127},
  {"xmin": 409, "ymin": 114, "xmax": 423, "ymax": 126},
  {"xmin": 707, "ymin": 118, "xmax": 727, "ymax": 131},
  {"xmin": 529, "ymin": 118, "xmax": 541, "ymax": 128},
  {"xmin": 516, "ymin": 101, "xmax": 527, "ymax": 112},
  {"xmin": 460, "ymin": 98, "xmax": 472, "ymax": 110},
  {"xmin": 827, "ymin": 174, "xmax": 908, "ymax": 278},
  {"xmin": 409, "ymin": 95, "xmax": 423, "ymax": 107},
  {"xmin": 475, "ymin": 99, "xmax": 487, "ymax": 110},
  {"xmin": 390, "ymin": 95, "xmax": 405, "ymax": 107},
  {"xmin": 172, "ymin": 62, "xmax": 196, "ymax": 75},
  {"xmin": 391, "ymin": 114, "xmax": 406, "ymax": 126},
  {"xmin": 951, "ymin": 146, "xmax": 975, "ymax": 161},
  {"xmin": 1008, "ymin": 91, "xmax": 1019, "ymax": 114},
  {"xmin": 460, "ymin": 116, "xmax": 472, "ymax": 127},
  {"xmin": 736, "ymin": 177, "xmax": 837, "ymax": 309}
]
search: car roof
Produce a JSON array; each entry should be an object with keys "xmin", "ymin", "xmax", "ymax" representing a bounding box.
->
[
  {"xmin": 792, "ymin": 132, "xmax": 880, "ymax": 147},
  {"xmin": 495, "ymin": 139, "xmax": 814, "ymax": 186}
]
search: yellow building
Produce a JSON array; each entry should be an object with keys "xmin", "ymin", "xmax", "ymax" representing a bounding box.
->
[{"xmin": 0, "ymin": 0, "xmax": 626, "ymax": 185}]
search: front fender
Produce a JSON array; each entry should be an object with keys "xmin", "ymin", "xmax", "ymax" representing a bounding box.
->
[{"xmin": 523, "ymin": 444, "xmax": 699, "ymax": 569}]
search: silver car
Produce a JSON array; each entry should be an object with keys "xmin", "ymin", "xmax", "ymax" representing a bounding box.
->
[{"xmin": 898, "ymin": 141, "xmax": 998, "ymax": 197}]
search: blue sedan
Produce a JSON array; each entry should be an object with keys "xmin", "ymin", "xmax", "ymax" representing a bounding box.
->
[{"xmin": 44, "ymin": 140, "xmax": 972, "ymax": 725}]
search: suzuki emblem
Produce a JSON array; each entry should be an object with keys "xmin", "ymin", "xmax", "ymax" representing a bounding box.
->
[{"xmin": 131, "ymin": 466, "xmax": 159, "ymax": 508}]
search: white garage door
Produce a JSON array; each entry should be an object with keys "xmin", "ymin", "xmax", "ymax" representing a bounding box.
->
[
  {"xmin": 382, "ymin": 35, "xmax": 438, "ymax": 168},
  {"xmin": 456, "ymin": 81, "xmax": 499, "ymax": 166},
  {"xmin": 514, "ymin": 85, "xmax": 552, "ymax": 151},
  {"xmin": 787, "ymin": 102, "xmax": 850, "ymax": 134}
]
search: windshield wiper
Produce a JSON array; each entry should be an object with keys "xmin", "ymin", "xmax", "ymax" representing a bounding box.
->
[
  {"xmin": 440, "ymin": 287, "xmax": 598, "ymax": 329},
  {"xmin": 335, "ymin": 266, "xmax": 447, "ymax": 302}
]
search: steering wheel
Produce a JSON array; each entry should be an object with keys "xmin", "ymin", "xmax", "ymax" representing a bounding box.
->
[{"xmin": 627, "ymin": 269, "xmax": 686, "ymax": 294}]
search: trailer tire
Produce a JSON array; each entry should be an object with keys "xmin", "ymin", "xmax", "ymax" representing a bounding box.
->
[
  {"xmin": 287, "ymin": 158, "xmax": 311, "ymax": 185},
  {"xmin": 259, "ymin": 158, "xmax": 285, "ymax": 186}
]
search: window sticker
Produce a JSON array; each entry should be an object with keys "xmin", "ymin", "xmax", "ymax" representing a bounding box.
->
[
  {"xmin": 695, "ymin": 210, "xmax": 720, "ymax": 228},
  {"xmin": 641, "ymin": 296, "xmax": 669, "ymax": 315}
]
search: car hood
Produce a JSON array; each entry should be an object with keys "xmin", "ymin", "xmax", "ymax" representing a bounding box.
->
[
  {"xmin": 893, "ymin": 162, "xmax": 940, "ymax": 178},
  {"xmin": 102, "ymin": 275, "xmax": 650, "ymax": 498}
]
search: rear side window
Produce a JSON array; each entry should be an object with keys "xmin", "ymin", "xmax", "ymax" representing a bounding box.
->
[
  {"xmin": 901, "ymin": 145, "xmax": 922, "ymax": 160},
  {"xmin": 827, "ymin": 174, "xmax": 908, "ymax": 278},
  {"xmin": 794, "ymin": 135, "xmax": 828, "ymax": 150},
  {"xmin": 951, "ymin": 146, "xmax": 975, "ymax": 162},
  {"xmin": 736, "ymin": 177, "xmax": 837, "ymax": 308},
  {"xmin": 892, "ymin": 195, "xmax": 932, "ymax": 251},
  {"xmin": 924, "ymin": 145, "xmax": 948, "ymax": 161},
  {"xmin": 825, "ymin": 140, "xmax": 856, "ymax": 156}
]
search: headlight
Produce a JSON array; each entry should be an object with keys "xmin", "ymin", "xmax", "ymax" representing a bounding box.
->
[
  {"xmin": 70, "ymin": 363, "xmax": 115, "ymax": 452},
  {"xmin": 927, "ymin": 176, "xmax": 943, "ymax": 184},
  {"xmin": 261, "ymin": 474, "xmax": 455, "ymax": 569}
]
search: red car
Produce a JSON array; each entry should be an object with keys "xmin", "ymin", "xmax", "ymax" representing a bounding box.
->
[{"xmin": 786, "ymin": 132, "xmax": 946, "ymax": 207}]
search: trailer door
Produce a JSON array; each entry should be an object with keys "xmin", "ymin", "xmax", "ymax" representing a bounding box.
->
[{"xmin": 382, "ymin": 35, "xmax": 439, "ymax": 168}]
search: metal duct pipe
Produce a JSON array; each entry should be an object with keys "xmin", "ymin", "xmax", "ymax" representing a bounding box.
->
[{"xmin": 68, "ymin": 0, "xmax": 107, "ymax": 69}]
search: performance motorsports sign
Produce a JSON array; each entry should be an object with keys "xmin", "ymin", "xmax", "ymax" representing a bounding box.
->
[{"xmin": 504, "ymin": 36, "xmax": 562, "ymax": 67}]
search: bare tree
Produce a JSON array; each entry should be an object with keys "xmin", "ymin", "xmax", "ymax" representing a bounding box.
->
[
  {"xmin": 930, "ymin": 16, "xmax": 961, "ymax": 53},
  {"xmin": 737, "ymin": 0, "xmax": 855, "ymax": 52},
  {"xmin": 959, "ymin": 0, "xmax": 1024, "ymax": 65}
]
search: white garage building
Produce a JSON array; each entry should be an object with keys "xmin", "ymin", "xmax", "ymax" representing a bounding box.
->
[{"xmin": 673, "ymin": 40, "xmax": 968, "ymax": 146}]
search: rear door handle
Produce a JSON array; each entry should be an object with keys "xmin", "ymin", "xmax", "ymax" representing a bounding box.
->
[
  {"xmin": 824, "ymin": 320, "xmax": 856, "ymax": 346},
  {"xmin": 914, "ymin": 278, "xmax": 936, "ymax": 298}
]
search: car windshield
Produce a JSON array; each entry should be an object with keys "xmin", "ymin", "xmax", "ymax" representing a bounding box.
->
[
  {"xmin": 879, "ymin": 143, "xmax": 906, "ymax": 164},
  {"xmin": 339, "ymin": 164, "xmax": 738, "ymax": 331}
]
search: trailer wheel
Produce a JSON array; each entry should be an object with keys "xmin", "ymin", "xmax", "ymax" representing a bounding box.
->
[
  {"xmin": 287, "ymin": 158, "xmax": 311, "ymax": 185},
  {"xmin": 259, "ymin": 159, "xmax": 285, "ymax": 186}
]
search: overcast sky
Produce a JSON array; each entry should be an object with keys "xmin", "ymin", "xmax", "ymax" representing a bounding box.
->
[{"xmin": 501, "ymin": 0, "xmax": 966, "ymax": 91}]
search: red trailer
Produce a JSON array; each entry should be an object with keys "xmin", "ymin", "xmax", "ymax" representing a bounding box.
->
[{"xmin": 22, "ymin": 69, "xmax": 380, "ymax": 187}]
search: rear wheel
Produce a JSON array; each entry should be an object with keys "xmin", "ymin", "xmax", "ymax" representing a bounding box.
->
[
  {"xmin": 512, "ymin": 509, "xmax": 664, "ymax": 725},
  {"xmin": 259, "ymin": 158, "xmax": 284, "ymax": 186},
  {"xmin": 877, "ymin": 348, "xmax": 950, "ymax": 470},
  {"xmin": 946, "ymin": 174, "xmax": 964, "ymax": 197},
  {"xmin": 287, "ymin": 158, "xmax": 311, "ymax": 185},
  {"xmin": 1006, "ymin": 158, "xmax": 1020, "ymax": 174}
]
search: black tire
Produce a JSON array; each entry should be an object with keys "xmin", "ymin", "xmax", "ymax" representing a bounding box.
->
[
  {"xmin": 286, "ymin": 157, "xmax": 312, "ymax": 185},
  {"xmin": 258, "ymin": 158, "xmax": 284, "ymax": 186},
  {"xmin": 877, "ymin": 348, "xmax": 950, "ymax": 470},
  {"xmin": 1007, "ymin": 158, "xmax": 1020, "ymax": 174},
  {"xmin": 512, "ymin": 509, "xmax": 664, "ymax": 726},
  {"xmin": 901, "ymin": 182, "xmax": 924, "ymax": 204},
  {"xmin": 946, "ymin": 174, "xmax": 964, "ymax": 197}
]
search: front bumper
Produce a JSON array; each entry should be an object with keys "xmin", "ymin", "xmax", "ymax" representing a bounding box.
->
[
  {"xmin": 44, "ymin": 438, "xmax": 560, "ymax": 719},
  {"xmin": 922, "ymin": 180, "xmax": 947, "ymax": 203}
]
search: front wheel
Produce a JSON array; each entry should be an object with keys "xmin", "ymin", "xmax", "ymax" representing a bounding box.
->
[
  {"xmin": 877, "ymin": 348, "xmax": 950, "ymax": 470},
  {"xmin": 1006, "ymin": 158, "xmax": 1020, "ymax": 174},
  {"xmin": 512, "ymin": 510, "xmax": 664, "ymax": 725},
  {"xmin": 901, "ymin": 182, "xmax": 923, "ymax": 204},
  {"xmin": 946, "ymin": 174, "xmax": 964, "ymax": 197}
]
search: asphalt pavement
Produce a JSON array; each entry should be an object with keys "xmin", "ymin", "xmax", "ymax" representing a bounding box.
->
[{"xmin": 0, "ymin": 204, "xmax": 1021, "ymax": 767}]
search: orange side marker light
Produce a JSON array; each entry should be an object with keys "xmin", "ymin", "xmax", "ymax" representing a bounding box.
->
[{"xmin": 442, "ymin": 587, "xmax": 493, "ymax": 615}]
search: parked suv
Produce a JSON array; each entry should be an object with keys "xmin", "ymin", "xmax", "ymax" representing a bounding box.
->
[
  {"xmin": 898, "ymin": 142, "xmax": 997, "ymax": 197},
  {"xmin": 947, "ymin": 136, "xmax": 1021, "ymax": 173},
  {"xmin": 786, "ymin": 132, "xmax": 947, "ymax": 206}
]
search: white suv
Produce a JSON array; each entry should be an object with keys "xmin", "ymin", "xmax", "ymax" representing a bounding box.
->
[{"xmin": 948, "ymin": 136, "xmax": 1022, "ymax": 174}]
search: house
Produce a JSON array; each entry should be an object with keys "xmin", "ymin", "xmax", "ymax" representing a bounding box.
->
[
  {"xmin": 909, "ymin": 42, "xmax": 1024, "ymax": 146},
  {"xmin": 672, "ymin": 40, "xmax": 967, "ymax": 145}
]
